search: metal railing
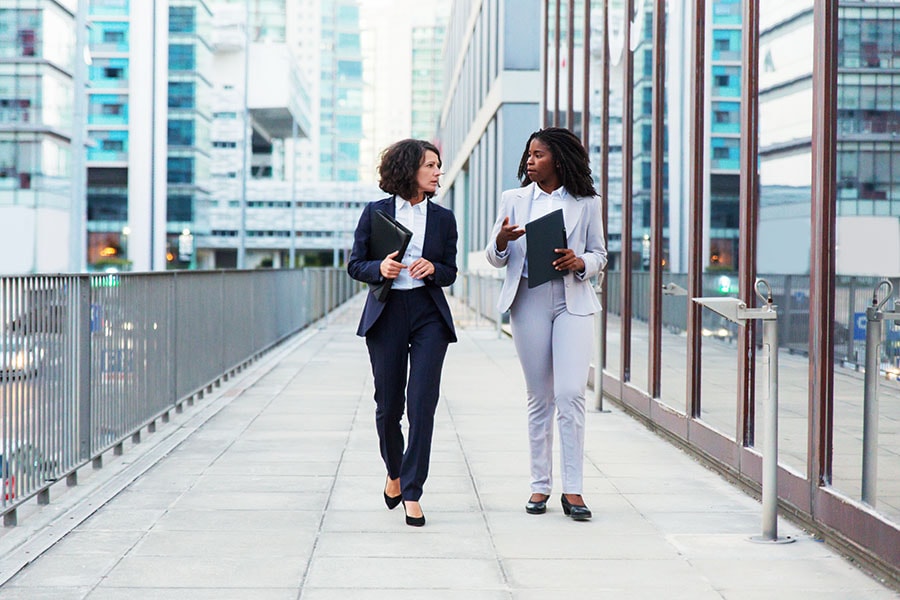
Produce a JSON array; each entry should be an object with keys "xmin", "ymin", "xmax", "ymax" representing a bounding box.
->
[{"xmin": 0, "ymin": 268, "xmax": 358, "ymax": 523}]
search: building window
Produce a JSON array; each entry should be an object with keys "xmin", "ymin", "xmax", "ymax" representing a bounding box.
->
[
  {"xmin": 168, "ymin": 81, "xmax": 195, "ymax": 108},
  {"xmin": 169, "ymin": 6, "xmax": 196, "ymax": 34},
  {"xmin": 168, "ymin": 44, "xmax": 195, "ymax": 70},
  {"xmin": 167, "ymin": 157, "xmax": 194, "ymax": 184}
]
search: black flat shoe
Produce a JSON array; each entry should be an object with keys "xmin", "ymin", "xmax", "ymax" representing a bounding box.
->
[
  {"xmin": 525, "ymin": 494, "xmax": 549, "ymax": 514},
  {"xmin": 402, "ymin": 500, "xmax": 425, "ymax": 527},
  {"xmin": 561, "ymin": 494, "xmax": 592, "ymax": 521}
]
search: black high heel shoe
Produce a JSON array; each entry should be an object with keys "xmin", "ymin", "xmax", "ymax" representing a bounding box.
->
[
  {"xmin": 525, "ymin": 493, "xmax": 549, "ymax": 514},
  {"xmin": 384, "ymin": 491, "xmax": 402, "ymax": 510},
  {"xmin": 560, "ymin": 494, "xmax": 592, "ymax": 521},
  {"xmin": 402, "ymin": 500, "xmax": 425, "ymax": 527},
  {"xmin": 383, "ymin": 478, "xmax": 402, "ymax": 510}
]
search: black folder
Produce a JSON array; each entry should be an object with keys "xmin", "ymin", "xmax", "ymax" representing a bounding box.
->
[
  {"xmin": 369, "ymin": 209, "xmax": 413, "ymax": 302},
  {"xmin": 525, "ymin": 208, "xmax": 567, "ymax": 289}
]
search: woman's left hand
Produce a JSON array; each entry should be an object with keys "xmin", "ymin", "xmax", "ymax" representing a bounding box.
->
[
  {"xmin": 553, "ymin": 248, "xmax": 585, "ymax": 273},
  {"xmin": 408, "ymin": 257, "xmax": 435, "ymax": 280}
]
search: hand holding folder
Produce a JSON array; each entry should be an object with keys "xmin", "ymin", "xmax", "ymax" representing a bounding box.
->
[
  {"xmin": 369, "ymin": 209, "xmax": 413, "ymax": 301},
  {"xmin": 525, "ymin": 208, "xmax": 567, "ymax": 289}
]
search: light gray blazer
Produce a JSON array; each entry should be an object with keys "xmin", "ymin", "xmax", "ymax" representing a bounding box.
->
[{"xmin": 485, "ymin": 182, "xmax": 607, "ymax": 315}]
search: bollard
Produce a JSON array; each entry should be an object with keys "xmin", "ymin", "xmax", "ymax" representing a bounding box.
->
[
  {"xmin": 694, "ymin": 279, "xmax": 794, "ymax": 544},
  {"xmin": 862, "ymin": 280, "xmax": 900, "ymax": 507}
]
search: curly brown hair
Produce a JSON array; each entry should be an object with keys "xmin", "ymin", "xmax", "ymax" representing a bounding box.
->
[
  {"xmin": 378, "ymin": 139, "xmax": 442, "ymax": 200},
  {"xmin": 517, "ymin": 127, "xmax": 597, "ymax": 197}
]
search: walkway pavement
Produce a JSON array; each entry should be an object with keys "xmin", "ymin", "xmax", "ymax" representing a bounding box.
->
[{"xmin": 0, "ymin": 295, "xmax": 897, "ymax": 599}]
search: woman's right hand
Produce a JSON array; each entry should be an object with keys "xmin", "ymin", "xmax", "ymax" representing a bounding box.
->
[
  {"xmin": 380, "ymin": 250, "xmax": 406, "ymax": 279},
  {"xmin": 496, "ymin": 217, "xmax": 525, "ymax": 252}
]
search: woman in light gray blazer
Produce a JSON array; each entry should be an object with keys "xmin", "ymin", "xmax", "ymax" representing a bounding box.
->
[{"xmin": 485, "ymin": 127, "xmax": 607, "ymax": 521}]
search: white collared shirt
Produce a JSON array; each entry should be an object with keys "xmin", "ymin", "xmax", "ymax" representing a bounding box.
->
[
  {"xmin": 521, "ymin": 185, "xmax": 567, "ymax": 277},
  {"xmin": 391, "ymin": 196, "xmax": 428, "ymax": 290}
]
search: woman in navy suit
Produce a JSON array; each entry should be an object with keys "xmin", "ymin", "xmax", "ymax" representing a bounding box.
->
[
  {"xmin": 347, "ymin": 139, "xmax": 457, "ymax": 527},
  {"xmin": 485, "ymin": 128, "xmax": 607, "ymax": 521}
]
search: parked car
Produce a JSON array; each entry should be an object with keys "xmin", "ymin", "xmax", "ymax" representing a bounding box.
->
[{"xmin": 0, "ymin": 337, "xmax": 44, "ymax": 380}]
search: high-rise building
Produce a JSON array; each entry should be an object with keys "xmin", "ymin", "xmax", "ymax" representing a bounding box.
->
[
  {"xmin": 437, "ymin": 0, "xmax": 543, "ymax": 272},
  {"xmin": 410, "ymin": 16, "xmax": 447, "ymax": 142},
  {"xmin": 198, "ymin": 0, "xmax": 314, "ymax": 268},
  {"xmin": 320, "ymin": 0, "xmax": 362, "ymax": 182},
  {"xmin": 165, "ymin": 0, "xmax": 214, "ymax": 269},
  {"xmin": 85, "ymin": 0, "xmax": 171, "ymax": 272},
  {"xmin": 359, "ymin": 0, "xmax": 448, "ymax": 180},
  {"xmin": 0, "ymin": 1, "xmax": 79, "ymax": 274}
]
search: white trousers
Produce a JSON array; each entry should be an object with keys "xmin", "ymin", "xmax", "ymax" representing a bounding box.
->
[{"xmin": 509, "ymin": 277, "xmax": 593, "ymax": 495}]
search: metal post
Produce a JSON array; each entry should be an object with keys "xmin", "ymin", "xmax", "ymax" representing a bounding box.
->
[
  {"xmin": 695, "ymin": 280, "xmax": 793, "ymax": 544},
  {"xmin": 759, "ymin": 315, "xmax": 779, "ymax": 540},
  {"xmin": 594, "ymin": 277, "xmax": 609, "ymax": 412},
  {"xmin": 862, "ymin": 280, "xmax": 899, "ymax": 507},
  {"xmin": 862, "ymin": 305, "xmax": 882, "ymax": 506}
]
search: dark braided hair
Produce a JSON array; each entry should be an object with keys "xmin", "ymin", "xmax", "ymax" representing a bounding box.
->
[
  {"xmin": 378, "ymin": 139, "xmax": 442, "ymax": 200},
  {"xmin": 517, "ymin": 127, "xmax": 597, "ymax": 197}
]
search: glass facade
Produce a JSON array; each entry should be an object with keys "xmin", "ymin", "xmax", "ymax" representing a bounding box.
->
[
  {"xmin": 0, "ymin": 4, "xmax": 74, "ymax": 212},
  {"xmin": 319, "ymin": 0, "xmax": 362, "ymax": 182},
  {"xmin": 557, "ymin": 0, "xmax": 900, "ymax": 576},
  {"xmin": 166, "ymin": 0, "xmax": 212, "ymax": 269}
]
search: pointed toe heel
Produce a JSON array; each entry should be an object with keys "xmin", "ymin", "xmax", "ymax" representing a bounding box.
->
[
  {"xmin": 384, "ymin": 491, "xmax": 402, "ymax": 510},
  {"xmin": 402, "ymin": 500, "xmax": 425, "ymax": 527}
]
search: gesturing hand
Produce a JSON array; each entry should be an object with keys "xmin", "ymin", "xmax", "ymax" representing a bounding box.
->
[
  {"xmin": 380, "ymin": 250, "xmax": 406, "ymax": 279},
  {"xmin": 496, "ymin": 216, "xmax": 525, "ymax": 252}
]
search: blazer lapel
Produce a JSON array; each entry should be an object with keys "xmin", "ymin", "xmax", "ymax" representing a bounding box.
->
[{"xmin": 422, "ymin": 200, "xmax": 442, "ymax": 257}]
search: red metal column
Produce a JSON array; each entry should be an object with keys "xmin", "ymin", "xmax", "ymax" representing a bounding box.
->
[
  {"xmin": 567, "ymin": 0, "xmax": 576, "ymax": 130},
  {"xmin": 581, "ymin": 0, "xmax": 591, "ymax": 147},
  {"xmin": 686, "ymin": 0, "xmax": 706, "ymax": 418},
  {"xmin": 647, "ymin": 0, "xmax": 665, "ymax": 398},
  {"xmin": 620, "ymin": 0, "xmax": 635, "ymax": 383},
  {"xmin": 543, "ymin": 0, "xmax": 551, "ymax": 127},
  {"xmin": 554, "ymin": 0, "xmax": 562, "ymax": 126},
  {"xmin": 808, "ymin": 0, "xmax": 838, "ymax": 489},
  {"xmin": 737, "ymin": 0, "xmax": 760, "ymax": 447}
]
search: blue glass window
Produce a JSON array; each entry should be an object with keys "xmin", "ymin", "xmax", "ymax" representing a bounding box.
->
[
  {"xmin": 169, "ymin": 44, "xmax": 195, "ymax": 70},
  {"xmin": 168, "ymin": 81, "xmax": 195, "ymax": 108},
  {"xmin": 169, "ymin": 6, "xmax": 196, "ymax": 33},
  {"xmin": 168, "ymin": 120, "xmax": 194, "ymax": 146},
  {"xmin": 167, "ymin": 157, "xmax": 194, "ymax": 183},
  {"xmin": 166, "ymin": 195, "xmax": 193, "ymax": 221}
]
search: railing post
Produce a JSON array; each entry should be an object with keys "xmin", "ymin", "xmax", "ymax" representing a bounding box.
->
[
  {"xmin": 862, "ymin": 280, "xmax": 900, "ymax": 507},
  {"xmin": 695, "ymin": 279, "xmax": 794, "ymax": 544},
  {"xmin": 76, "ymin": 275, "xmax": 92, "ymax": 463}
]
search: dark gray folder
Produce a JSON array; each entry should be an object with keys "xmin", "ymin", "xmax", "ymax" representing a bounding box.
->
[
  {"xmin": 369, "ymin": 209, "xmax": 413, "ymax": 302},
  {"xmin": 525, "ymin": 208, "xmax": 567, "ymax": 289}
]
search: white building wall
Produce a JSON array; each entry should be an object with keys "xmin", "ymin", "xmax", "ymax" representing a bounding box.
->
[{"xmin": 128, "ymin": 0, "xmax": 169, "ymax": 271}]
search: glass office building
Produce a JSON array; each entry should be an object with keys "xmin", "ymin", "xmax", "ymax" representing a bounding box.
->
[
  {"xmin": 319, "ymin": 0, "xmax": 362, "ymax": 182},
  {"xmin": 166, "ymin": 0, "xmax": 212, "ymax": 269},
  {"xmin": 0, "ymin": 1, "xmax": 77, "ymax": 274}
]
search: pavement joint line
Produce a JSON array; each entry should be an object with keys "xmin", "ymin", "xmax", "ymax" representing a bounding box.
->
[
  {"xmin": 295, "ymin": 350, "xmax": 365, "ymax": 600},
  {"xmin": 442, "ymin": 343, "xmax": 513, "ymax": 592},
  {"xmin": 0, "ymin": 311, "xmax": 340, "ymax": 587}
]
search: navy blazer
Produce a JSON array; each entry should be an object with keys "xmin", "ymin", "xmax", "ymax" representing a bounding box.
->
[{"xmin": 347, "ymin": 196, "xmax": 458, "ymax": 342}]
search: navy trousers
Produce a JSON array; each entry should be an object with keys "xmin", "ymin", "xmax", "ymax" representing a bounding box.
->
[{"xmin": 365, "ymin": 287, "xmax": 451, "ymax": 501}]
